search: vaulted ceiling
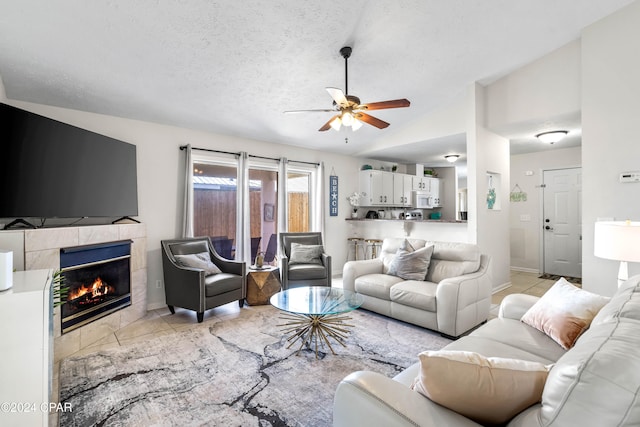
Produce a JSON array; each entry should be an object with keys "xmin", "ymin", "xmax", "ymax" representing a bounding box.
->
[{"xmin": 0, "ymin": 1, "xmax": 634, "ymax": 166}]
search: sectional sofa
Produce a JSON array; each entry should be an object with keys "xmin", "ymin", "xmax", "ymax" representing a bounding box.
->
[{"xmin": 334, "ymin": 275, "xmax": 640, "ymax": 426}]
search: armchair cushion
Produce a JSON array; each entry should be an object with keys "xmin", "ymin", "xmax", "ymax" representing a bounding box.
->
[
  {"xmin": 288, "ymin": 264, "xmax": 327, "ymax": 280},
  {"xmin": 174, "ymin": 252, "xmax": 222, "ymax": 275},
  {"xmin": 204, "ymin": 273, "xmax": 244, "ymax": 296},
  {"xmin": 289, "ymin": 243, "xmax": 324, "ymax": 265},
  {"xmin": 388, "ymin": 245, "xmax": 434, "ymax": 281}
]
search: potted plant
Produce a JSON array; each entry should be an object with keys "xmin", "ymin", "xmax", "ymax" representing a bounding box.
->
[
  {"xmin": 52, "ymin": 269, "xmax": 69, "ymax": 308},
  {"xmin": 347, "ymin": 192, "xmax": 363, "ymax": 218}
]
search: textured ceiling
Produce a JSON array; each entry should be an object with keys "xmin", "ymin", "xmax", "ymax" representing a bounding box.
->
[{"xmin": 0, "ymin": 0, "xmax": 634, "ymax": 164}]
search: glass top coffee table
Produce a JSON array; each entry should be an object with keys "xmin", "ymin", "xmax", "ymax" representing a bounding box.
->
[{"xmin": 270, "ymin": 286, "xmax": 364, "ymax": 358}]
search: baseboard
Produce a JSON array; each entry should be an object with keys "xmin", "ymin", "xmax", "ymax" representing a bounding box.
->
[
  {"xmin": 146, "ymin": 301, "xmax": 167, "ymax": 311},
  {"xmin": 510, "ymin": 266, "xmax": 540, "ymax": 274},
  {"xmin": 492, "ymin": 282, "xmax": 512, "ymax": 294}
]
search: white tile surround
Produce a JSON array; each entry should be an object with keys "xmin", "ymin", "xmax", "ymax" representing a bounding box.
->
[{"xmin": 1, "ymin": 224, "xmax": 147, "ymax": 362}]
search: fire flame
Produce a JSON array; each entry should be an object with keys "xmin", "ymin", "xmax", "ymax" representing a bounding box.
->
[{"xmin": 68, "ymin": 277, "xmax": 115, "ymax": 301}]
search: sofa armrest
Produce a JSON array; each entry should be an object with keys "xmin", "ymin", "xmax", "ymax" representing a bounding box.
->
[
  {"xmin": 342, "ymin": 259, "xmax": 384, "ymax": 292},
  {"xmin": 436, "ymin": 255, "xmax": 492, "ymax": 337},
  {"xmin": 498, "ymin": 293, "xmax": 540, "ymax": 320},
  {"xmin": 333, "ymin": 371, "xmax": 481, "ymax": 427}
]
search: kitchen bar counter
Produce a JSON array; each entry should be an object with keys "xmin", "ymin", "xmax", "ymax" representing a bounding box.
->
[{"xmin": 345, "ymin": 218, "xmax": 466, "ymax": 224}]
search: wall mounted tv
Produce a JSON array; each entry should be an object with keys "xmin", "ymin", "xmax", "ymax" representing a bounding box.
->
[{"xmin": 0, "ymin": 103, "xmax": 138, "ymax": 227}]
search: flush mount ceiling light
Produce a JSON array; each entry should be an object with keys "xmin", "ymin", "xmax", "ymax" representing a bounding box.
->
[
  {"xmin": 444, "ymin": 154, "xmax": 460, "ymax": 163},
  {"xmin": 536, "ymin": 130, "xmax": 568, "ymax": 144}
]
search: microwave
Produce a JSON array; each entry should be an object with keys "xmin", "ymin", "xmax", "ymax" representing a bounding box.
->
[{"xmin": 412, "ymin": 191, "xmax": 433, "ymax": 209}]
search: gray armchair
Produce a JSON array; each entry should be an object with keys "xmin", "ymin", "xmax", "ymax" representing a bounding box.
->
[
  {"xmin": 161, "ymin": 237, "xmax": 246, "ymax": 322},
  {"xmin": 279, "ymin": 232, "xmax": 332, "ymax": 290}
]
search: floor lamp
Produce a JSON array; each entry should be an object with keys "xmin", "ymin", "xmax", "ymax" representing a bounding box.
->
[{"xmin": 594, "ymin": 221, "xmax": 640, "ymax": 287}]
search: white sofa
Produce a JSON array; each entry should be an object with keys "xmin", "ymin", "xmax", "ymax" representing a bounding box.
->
[
  {"xmin": 334, "ymin": 275, "xmax": 640, "ymax": 427},
  {"xmin": 342, "ymin": 238, "xmax": 492, "ymax": 337}
]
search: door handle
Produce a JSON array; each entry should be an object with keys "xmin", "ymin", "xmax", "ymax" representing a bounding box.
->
[{"xmin": 545, "ymin": 225, "xmax": 553, "ymax": 231}]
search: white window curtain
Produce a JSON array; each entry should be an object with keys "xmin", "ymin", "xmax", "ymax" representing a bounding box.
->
[
  {"xmin": 277, "ymin": 157, "xmax": 288, "ymax": 233},
  {"xmin": 182, "ymin": 144, "xmax": 194, "ymax": 238},
  {"xmin": 236, "ymin": 152, "xmax": 249, "ymax": 263},
  {"xmin": 312, "ymin": 161, "xmax": 325, "ymax": 234}
]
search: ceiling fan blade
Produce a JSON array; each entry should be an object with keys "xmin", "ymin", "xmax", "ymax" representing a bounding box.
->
[
  {"xmin": 319, "ymin": 115, "xmax": 340, "ymax": 131},
  {"xmin": 284, "ymin": 109, "xmax": 336, "ymax": 114},
  {"xmin": 355, "ymin": 112, "xmax": 390, "ymax": 129},
  {"xmin": 326, "ymin": 87, "xmax": 349, "ymax": 108},
  {"xmin": 359, "ymin": 99, "xmax": 411, "ymax": 111}
]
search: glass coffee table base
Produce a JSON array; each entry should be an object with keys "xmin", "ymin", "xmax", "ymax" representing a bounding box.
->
[{"xmin": 277, "ymin": 312, "xmax": 355, "ymax": 358}]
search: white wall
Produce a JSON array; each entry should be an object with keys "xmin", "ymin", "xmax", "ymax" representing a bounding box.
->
[
  {"xmin": 582, "ymin": 1, "xmax": 640, "ymax": 296},
  {"xmin": 468, "ymin": 84, "xmax": 511, "ymax": 289},
  {"xmin": 357, "ymin": 93, "xmax": 468, "ymax": 157},
  {"xmin": 2, "ymin": 100, "xmax": 364, "ymax": 309},
  {"xmin": 486, "ymin": 40, "xmax": 581, "ymax": 133},
  {"xmin": 0, "ymin": 75, "xmax": 5, "ymax": 101},
  {"xmin": 510, "ymin": 147, "xmax": 581, "ymax": 272}
]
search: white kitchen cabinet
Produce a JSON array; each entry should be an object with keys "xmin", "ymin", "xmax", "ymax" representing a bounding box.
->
[
  {"xmin": 0, "ymin": 269, "xmax": 53, "ymax": 427},
  {"xmin": 429, "ymin": 177, "xmax": 443, "ymax": 207},
  {"xmin": 413, "ymin": 176, "xmax": 431, "ymax": 191},
  {"xmin": 359, "ymin": 170, "xmax": 394, "ymax": 206},
  {"xmin": 393, "ymin": 174, "xmax": 413, "ymax": 207}
]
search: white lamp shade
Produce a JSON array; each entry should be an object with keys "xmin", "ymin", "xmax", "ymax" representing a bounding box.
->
[{"xmin": 594, "ymin": 221, "xmax": 640, "ymax": 262}]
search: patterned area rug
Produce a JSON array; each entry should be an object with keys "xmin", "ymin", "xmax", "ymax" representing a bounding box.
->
[
  {"xmin": 539, "ymin": 273, "xmax": 582, "ymax": 285},
  {"xmin": 59, "ymin": 306, "xmax": 451, "ymax": 426}
]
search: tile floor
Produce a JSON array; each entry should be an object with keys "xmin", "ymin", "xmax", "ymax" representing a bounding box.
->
[
  {"xmin": 51, "ymin": 270, "xmax": 558, "ymax": 425},
  {"xmin": 55, "ymin": 271, "xmax": 560, "ymax": 361}
]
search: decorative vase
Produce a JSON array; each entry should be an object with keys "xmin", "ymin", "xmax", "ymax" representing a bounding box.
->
[
  {"xmin": 255, "ymin": 252, "xmax": 264, "ymax": 268},
  {"xmin": 487, "ymin": 188, "xmax": 496, "ymax": 210},
  {"xmin": 351, "ymin": 210, "xmax": 358, "ymax": 218}
]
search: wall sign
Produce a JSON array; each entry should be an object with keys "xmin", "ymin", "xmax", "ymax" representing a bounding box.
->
[{"xmin": 329, "ymin": 175, "xmax": 338, "ymax": 216}]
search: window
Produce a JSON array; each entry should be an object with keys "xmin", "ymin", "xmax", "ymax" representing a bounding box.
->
[
  {"xmin": 287, "ymin": 171, "xmax": 310, "ymax": 232},
  {"xmin": 192, "ymin": 157, "xmax": 238, "ymax": 260},
  {"xmin": 188, "ymin": 151, "xmax": 320, "ymax": 264},
  {"xmin": 248, "ymin": 160, "xmax": 278, "ymax": 265}
]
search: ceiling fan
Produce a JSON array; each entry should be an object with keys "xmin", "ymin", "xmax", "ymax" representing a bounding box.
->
[{"xmin": 284, "ymin": 46, "xmax": 410, "ymax": 132}]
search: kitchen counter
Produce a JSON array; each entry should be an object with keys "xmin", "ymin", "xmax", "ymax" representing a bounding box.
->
[{"xmin": 345, "ymin": 218, "xmax": 466, "ymax": 224}]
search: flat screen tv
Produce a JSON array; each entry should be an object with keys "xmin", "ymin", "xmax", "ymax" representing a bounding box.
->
[{"xmin": 0, "ymin": 103, "xmax": 138, "ymax": 225}]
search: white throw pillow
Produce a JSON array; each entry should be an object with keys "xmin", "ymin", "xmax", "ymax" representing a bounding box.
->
[
  {"xmin": 388, "ymin": 245, "xmax": 434, "ymax": 281},
  {"xmin": 520, "ymin": 278, "xmax": 609, "ymax": 349},
  {"xmin": 174, "ymin": 252, "xmax": 222, "ymax": 275},
  {"xmin": 411, "ymin": 350, "xmax": 550, "ymax": 425}
]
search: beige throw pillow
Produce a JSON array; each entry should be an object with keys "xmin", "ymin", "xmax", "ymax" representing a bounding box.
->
[
  {"xmin": 411, "ymin": 350, "xmax": 550, "ymax": 425},
  {"xmin": 520, "ymin": 278, "xmax": 609, "ymax": 349},
  {"xmin": 174, "ymin": 252, "xmax": 222, "ymax": 275},
  {"xmin": 388, "ymin": 245, "xmax": 434, "ymax": 281},
  {"xmin": 289, "ymin": 243, "xmax": 323, "ymax": 265}
]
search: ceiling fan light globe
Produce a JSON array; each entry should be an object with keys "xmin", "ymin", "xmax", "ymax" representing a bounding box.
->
[
  {"xmin": 330, "ymin": 117, "xmax": 342, "ymax": 131},
  {"xmin": 351, "ymin": 119, "xmax": 363, "ymax": 131},
  {"xmin": 342, "ymin": 111, "xmax": 354, "ymax": 126}
]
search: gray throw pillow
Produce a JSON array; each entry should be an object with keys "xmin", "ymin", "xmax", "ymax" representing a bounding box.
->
[
  {"xmin": 388, "ymin": 245, "xmax": 434, "ymax": 281},
  {"xmin": 289, "ymin": 243, "xmax": 324, "ymax": 265},
  {"xmin": 174, "ymin": 252, "xmax": 222, "ymax": 275}
]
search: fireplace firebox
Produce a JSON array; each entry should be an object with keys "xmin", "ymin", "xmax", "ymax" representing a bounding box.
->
[{"xmin": 60, "ymin": 240, "xmax": 132, "ymax": 334}]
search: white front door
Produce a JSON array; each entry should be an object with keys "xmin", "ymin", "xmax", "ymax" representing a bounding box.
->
[{"xmin": 542, "ymin": 168, "xmax": 582, "ymax": 277}]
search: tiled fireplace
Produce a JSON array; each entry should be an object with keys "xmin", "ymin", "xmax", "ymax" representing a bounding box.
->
[
  {"xmin": 60, "ymin": 240, "xmax": 133, "ymax": 334},
  {"xmin": 0, "ymin": 224, "xmax": 147, "ymax": 361}
]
